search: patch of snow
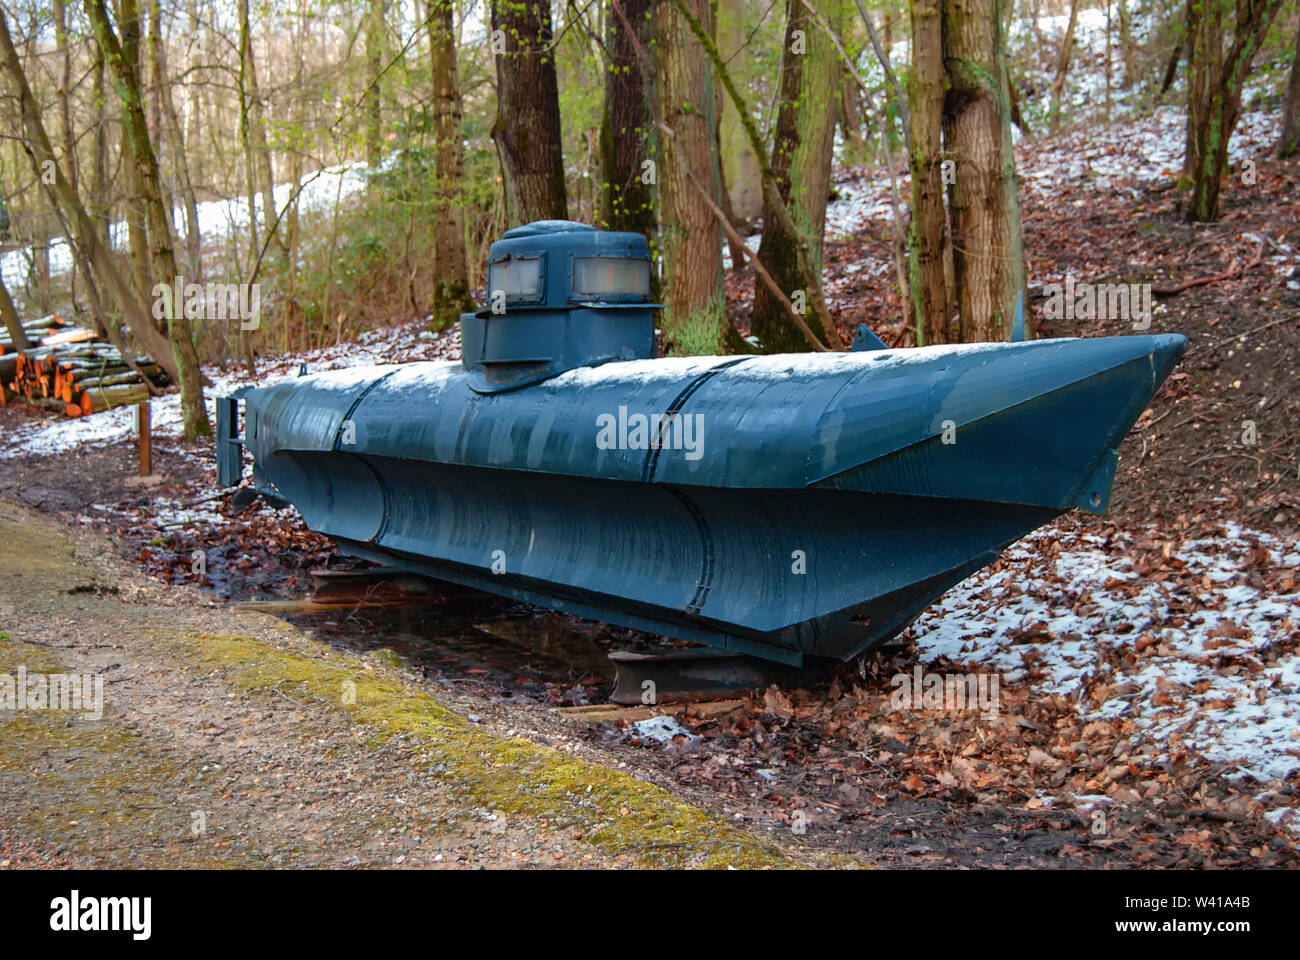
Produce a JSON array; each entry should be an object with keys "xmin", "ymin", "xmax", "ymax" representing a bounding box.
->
[
  {"xmin": 630, "ymin": 715, "xmax": 696, "ymax": 745},
  {"xmin": 912, "ymin": 523, "xmax": 1300, "ymax": 784}
]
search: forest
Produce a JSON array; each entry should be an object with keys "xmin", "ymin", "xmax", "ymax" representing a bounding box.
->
[
  {"xmin": 0, "ymin": 0, "xmax": 1295, "ymax": 438},
  {"xmin": 0, "ymin": 1, "xmax": 1298, "ymax": 873}
]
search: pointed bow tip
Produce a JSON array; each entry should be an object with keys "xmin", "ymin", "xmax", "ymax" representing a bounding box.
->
[{"xmin": 1148, "ymin": 332, "xmax": 1189, "ymax": 384}]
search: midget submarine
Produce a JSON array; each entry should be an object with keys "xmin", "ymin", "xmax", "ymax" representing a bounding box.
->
[{"xmin": 217, "ymin": 220, "xmax": 1186, "ymax": 667}]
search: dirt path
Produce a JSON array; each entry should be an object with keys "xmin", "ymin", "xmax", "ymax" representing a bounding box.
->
[{"xmin": 0, "ymin": 499, "xmax": 840, "ymax": 869}]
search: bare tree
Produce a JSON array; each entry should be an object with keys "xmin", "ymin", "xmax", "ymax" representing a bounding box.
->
[
  {"xmin": 84, "ymin": 0, "xmax": 210, "ymax": 437},
  {"xmin": 491, "ymin": 0, "xmax": 568, "ymax": 224},
  {"xmin": 653, "ymin": 0, "xmax": 730, "ymax": 354},
  {"xmin": 428, "ymin": 0, "xmax": 473, "ymax": 326},
  {"xmin": 1183, "ymin": 0, "xmax": 1284, "ymax": 221},
  {"xmin": 750, "ymin": 0, "xmax": 840, "ymax": 353},
  {"xmin": 1278, "ymin": 18, "xmax": 1300, "ymax": 159},
  {"xmin": 1049, "ymin": 0, "xmax": 1081, "ymax": 130}
]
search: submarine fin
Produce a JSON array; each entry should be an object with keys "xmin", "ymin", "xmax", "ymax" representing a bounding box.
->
[
  {"xmin": 1011, "ymin": 291, "xmax": 1026, "ymax": 342},
  {"xmin": 851, "ymin": 323, "xmax": 889, "ymax": 352}
]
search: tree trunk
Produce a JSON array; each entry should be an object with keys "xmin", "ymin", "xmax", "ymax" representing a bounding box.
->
[
  {"xmin": 0, "ymin": 274, "xmax": 30, "ymax": 351},
  {"xmin": 855, "ymin": 0, "xmax": 910, "ymax": 143},
  {"xmin": 52, "ymin": 0, "xmax": 77, "ymax": 194},
  {"xmin": 238, "ymin": 0, "xmax": 260, "ymax": 265},
  {"xmin": 750, "ymin": 0, "xmax": 840, "ymax": 353},
  {"xmin": 115, "ymin": 4, "xmax": 153, "ymax": 313},
  {"xmin": 944, "ymin": 0, "xmax": 1026, "ymax": 341},
  {"xmin": 366, "ymin": 0, "xmax": 384, "ymax": 166},
  {"xmin": 490, "ymin": 0, "xmax": 568, "ymax": 224},
  {"xmin": 33, "ymin": 244, "xmax": 51, "ymax": 315},
  {"xmin": 91, "ymin": 38, "xmax": 109, "ymax": 248},
  {"xmin": 85, "ymin": 0, "xmax": 210, "ymax": 438},
  {"xmin": 654, "ymin": 0, "xmax": 729, "ymax": 355},
  {"xmin": 908, "ymin": 0, "xmax": 951, "ymax": 344},
  {"xmin": 184, "ymin": 1, "xmax": 205, "ymax": 198},
  {"xmin": 1161, "ymin": 40, "xmax": 1184, "ymax": 97},
  {"xmin": 1049, "ymin": 0, "xmax": 1080, "ymax": 130},
  {"xmin": 1118, "ymin": 0, "xmax": 1137, "ymax": 88},
  {"xmin": 1278, "ymin": 19, "xmax": 1300, "ymax": 159},
  {"xmin": 711, "ymin": 4, "xmax": 747, "ymax": 271},
  {"xmin": 716, "ymin": 0, "xmax": 762, "ymax": 223},
  {"xmin": 255, "ymin": 75, "xmax": 278, "ymax": 249},
  {"xmin": 1028, "ymin": 0, "xmax": 1044, "ymax": 65},
  {"xmin": 599, "ymin": 0, "xmax": 657, "ymax": 242},
  {"xmin": 428, "ymin": 0, "xmax": 473, "ymax": 327},
  {"xmin": 671, "ymin": 0, "xmax": 841, "ymax": 348},
  {"xmin": 52, "ymin": 0, "xmax": 103, "ymax": 334},
  {"xmin": 146, "ymin": 0, "xmax": 163, "ymax": 146},
  {"xmin": 239, "ymin": 0, "xmax": 281, "ymax": 262},
  {"xmin": 1184, "ymin": 0, "xmax": 1284, "ymax": 221},
  {"xmin": 839, "ymin": 73, "xmax": 867, "ymax": 161},
  {"xmin": 157, "ymin": 8, "xmax": 202, "ymax": 282},
  {"xmin": 285, "ymin": 0, "xmax": 306, "ymax": 353},
  {"xmin": 237, "ymin": 0, "xmax": 261, "ymax": 376}
]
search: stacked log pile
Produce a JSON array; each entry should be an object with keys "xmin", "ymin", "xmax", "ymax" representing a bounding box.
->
[{"xmin": 1, "ymin": 315, "xmax": 168, "ymax": 417}]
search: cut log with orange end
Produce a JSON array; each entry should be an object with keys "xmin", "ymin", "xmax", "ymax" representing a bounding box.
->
[
  {"xmin": 39, "ymin": 328, "xmax": 95, "ymax": 347},
  {"xmin": 79, "ymin": 382, "xmax": 150, "ymax": 414},
  {"xmin": 65, "ymin": 403, "xmax": 82, "ymax": 417}
]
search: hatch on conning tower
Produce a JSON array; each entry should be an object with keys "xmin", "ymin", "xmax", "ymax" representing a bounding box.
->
[{"xmin": 459, "ymin": 220, "xmax": 663, "ymax": 394}]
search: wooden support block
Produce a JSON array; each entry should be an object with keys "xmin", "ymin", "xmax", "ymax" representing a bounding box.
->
[{"xmin": 137, "ymin": 400, "xmax": 152, "ymax": 476}]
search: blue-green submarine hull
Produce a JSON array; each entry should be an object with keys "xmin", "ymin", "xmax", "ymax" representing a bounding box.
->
[{"xmin": 222, "ymin": 333, "xmax": 1186, "ymax": 666}]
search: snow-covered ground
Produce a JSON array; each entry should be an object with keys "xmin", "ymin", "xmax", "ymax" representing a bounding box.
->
[
  {"xmin": 913, "ymin": 523, "xmax": 1300, "ymax": 793},
  {"xmin": 826, "ymin": 101, "xmax": 1282, "ymax": 243},
  {"xmin": 827, "ymin": 0, "xmax": 1288, "ymax": 243}
]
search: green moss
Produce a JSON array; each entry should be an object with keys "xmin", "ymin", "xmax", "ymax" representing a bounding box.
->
[{"xmin": 174, "ymin": 632, "xmax": 815, "ymax": 869}]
